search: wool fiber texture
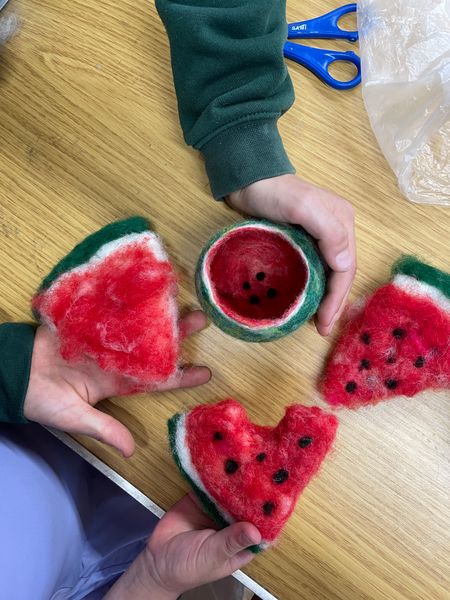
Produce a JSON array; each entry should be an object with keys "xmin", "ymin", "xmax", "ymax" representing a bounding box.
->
[
  {"xmin": 33, "ymin": 217, "xmax": 180, "ymax": 387},
  {"xmin": 168, "ymin": 399, "xmax": 338, "ymax": 549},
  {"xmin": 322, "ymin": 257, "xmax": 450, "ymax": 408}
]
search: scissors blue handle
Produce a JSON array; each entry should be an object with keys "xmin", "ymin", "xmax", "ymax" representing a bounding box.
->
[
  {"xmin": 284, "ymin": 4, "xmax": 361, "ymax": 91},
  {"xmin": 0, "ymin": 0, "xmax": 10, "ymax": 11},
  {"xmin": 288, "ymin": 4, "xmax": 358, "ymax": 42},
  {"xmin": 284, "ymin": 43, "xmax": 361, "ymax": 91}
]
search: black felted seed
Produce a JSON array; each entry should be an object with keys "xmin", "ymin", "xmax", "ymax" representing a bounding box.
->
[
  {"xmin": 256, "ymin": 453, "xmax": 266, "ymax": 462},
  {"xmin": 272, "ymin": 469, "xmax": 289, "ymax": 484},
  {"xmin": 243, "ymin": 281, "xmax": 251, "ymax": 290},
  {"xmin": 393, "ymin": 328, "xmax": 406, "ymax": 340},
  {"xmin": 213, "ymin": 431, "xmax": 223, "ymax": 441},
  {"xmin": 385, "ymin": 379, "xmax": 398, "ymax": 390},
  {"xmin": 298, "ymin": 436, "xmax": 313, "ymax": 448},
  {"xmin": 249, "ymin": 295, "xmax": 260, "ymax": 305},
  {"xmin": 361, "ymin": 332, "xmax": 371, "ymax": 345},
  {"xmin": 346, "ymin": 381, "xmax": 357, "ymax": 393},
  {"xmin": 386, "ymin": 356, "xmax": 396, "ymax": 364},
  {"xmin": 267, "ymin": 288, "xmax": 277, "ymax": 299},
  {"xmin": 263, "ymin": 501, "xmax": 275, "ymax": 516},
  {"xmin": 415, "ymin": 356, "xmax": 425, "ymax": 368},
  {"xmin": 225, "ymin": 459, "xmax": 239, "ymax": 474},
  {"xmin": 256, "ymin": 272, "xmax": 266, "ymax": 281},
  {"xmin": 359, "ymin": 358, "xmax": 371, "ymax": 371}
]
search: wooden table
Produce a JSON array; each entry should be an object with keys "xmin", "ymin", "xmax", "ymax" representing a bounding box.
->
[{"xmin": 0, "ymin": 1, "xmax": 449, "ymax": 599}]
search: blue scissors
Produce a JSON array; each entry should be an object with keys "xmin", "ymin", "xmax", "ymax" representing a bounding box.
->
[
  {"xmin": 0, "ymin": 0, "xmax": 10, "ymax": 11},
  {"xmin": 284, "ymin": 4, "xmax": 361, "ymax": 91}
]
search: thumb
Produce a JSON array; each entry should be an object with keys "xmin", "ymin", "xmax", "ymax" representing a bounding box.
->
[
  {"xmin": 296, "ymin": 198, "xmax": 352, "ymax": 273},
  {"xmin": 75, "ymin": 404, "xmax": 136, "ymax": 457},
  {"xmin": 205, "ymin": 522, "xmax": 261, "ymax": 573}
]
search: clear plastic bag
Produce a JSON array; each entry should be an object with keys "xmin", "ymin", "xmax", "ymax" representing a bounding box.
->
[
  {"xmin": 0, "ymin": 13, "xmax": 18, "ymax": 44},
  {"xmin": 358, "ymin": 0, "xmax": 450, "ymax": 205}
]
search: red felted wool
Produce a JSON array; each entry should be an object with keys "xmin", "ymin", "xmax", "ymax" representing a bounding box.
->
[
  {"xmin": 196, "ymin": 220, "xmax": 326, "ymax": 342},
  {"xmin": 32, "ymin": 217, "xmax": 180, "ymax": 387},
  {"xmin": 322, "ymin": 256, "xmax": 450, "ymax": 408},
  {"xmin": 168, "ymin": 399, "xmax": 338, "ymax": 550}
]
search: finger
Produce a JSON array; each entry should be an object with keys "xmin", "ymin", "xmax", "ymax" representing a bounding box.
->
[
  {"xmin": 295, "ymin": 198, "xmax": 353, "ymax": 273},
  {"xmin": 74, "ymin": 404, "xmax": 136, "ymax": 457},
  {"xmin": 156, "ymin": 494, "xmax": 217, "ymax": 541},
  {"xmin": 179, "ymin": 366, "xmax": 212, "ymax": 388},
  {"xmin": 225, "ymin": 547, "xmax": 259, "ymax": 574},
  {"xmin": 207, "ymin": 522, "xmax": 261, "ymax": 564},
  {"xmin": 316, "ymin": 269, "xmax": 354, "ymax": 336},
  {"xmin": 156, "ymin": 366, "xmax": 212, "ymax": 392},
  {"xmin": 179, "ymin": 310, "xmax": 208, "ymax": 340}
]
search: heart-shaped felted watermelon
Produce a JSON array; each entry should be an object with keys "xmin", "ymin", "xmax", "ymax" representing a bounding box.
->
[
  {"xmin": 196, "ymin": 220, "xmax": 326, "ymax": 342},
  {"xmin": 32, "ymin": 217, "xmax": 180, "ymax": 387},
  {"xmin": 168, "ymin": 399, "xmax": 338, "ymax": 550},
  {"xmin": 322, "ymin": 256, "xmax": 450, "ymax": 408}
]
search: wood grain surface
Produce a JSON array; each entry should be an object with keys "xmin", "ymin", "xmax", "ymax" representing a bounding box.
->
[{"xmin": 0, "ymin": 1, "xmax": 449, "ymax": 599}]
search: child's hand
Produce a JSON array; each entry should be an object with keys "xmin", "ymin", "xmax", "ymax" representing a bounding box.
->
[
  {"xmin": 228, "ymin": 174, "xmax": 356, "ymax": 336},
  {"xmin": 104, "ymin": 494, "xmax": 261, "ymax": 600},
  {"xmin": 23, "ymin": 312, "xmax": 211, "ymax": 457}
]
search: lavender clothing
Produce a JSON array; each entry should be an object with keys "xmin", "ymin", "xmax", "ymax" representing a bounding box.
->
[
  {"xmin": 0, "ymin": 424, "xmax": 247, "ymax": 600},
  {"xmin": 0, "ymin": 424, "xmax": 156, "ymax": 600}
]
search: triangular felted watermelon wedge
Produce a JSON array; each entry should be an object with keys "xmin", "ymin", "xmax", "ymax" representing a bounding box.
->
[
  {"xmin": 32, "ymin": 217, "xmax": 180, "ymax": 387},
  {"xmin": 322, "ymin": 256, "xmax": 450, "ymax": 408},
  {"xmin": 168, "ymin": 399, "xmax": 338, "ymax": 551}
]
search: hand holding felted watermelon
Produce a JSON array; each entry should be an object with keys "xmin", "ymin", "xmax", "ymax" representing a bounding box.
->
[
  {"xmin": 23, "ymin": 315, "xmax": 209, "ymax": 457},
  {"xmin": 196, "ymin": 219, "xmax": 327, "ymax": 342},
  {"xmin": 105, "ymin": 494, "xmax": 261, "ymax": 599},
  {"xmin": 322, "ymin": 257, "xmax": 450, "ymax": 408},
  {"xmin": 32, "ymin": 217, "xmax": 205, "ymax": 389},
  {"xmin": 168, "ymin": 399, "xmax": 338, "ymax": 550},
  {"xmin": 227, "ymin": 175, "xmax": 357, "ymax": 336}
]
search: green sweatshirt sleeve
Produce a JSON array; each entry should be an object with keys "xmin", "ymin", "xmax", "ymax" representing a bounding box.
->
[
  {"xmin": 155, "ymin": 0, "xmax": 295, "ymax": 199},
  {"xmin": 0, "ymin": 323, "xmax": 36, "ymax": 423}
]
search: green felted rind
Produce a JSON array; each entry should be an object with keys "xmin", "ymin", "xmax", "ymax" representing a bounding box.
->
[
  {"xmin": 167, "ymin": 413, "xmax": 263, "ymax": 554},
  {"xmin": 392, "ymin": 256, "xmax": 450, "ymax": 300},
  {"xmin": 38, "ymin": 216, "xmax": 152, "ymax": 292},
  {"xmin": 195, "ymin": 220, "xmax": 326, "ymax": 342}
]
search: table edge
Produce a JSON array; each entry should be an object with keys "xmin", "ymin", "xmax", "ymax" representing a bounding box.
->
[{"xmin": 46, "ymin": 427, "xmax": 279, "ymax": 600}]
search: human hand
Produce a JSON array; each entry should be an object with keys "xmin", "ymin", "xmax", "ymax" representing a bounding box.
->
[
  {"xmin": 227, "ymin": 174, "xmax": 356, "ymax": 336},
  {"xmin": 23, "ymin": 311, "xmax": 211, "ymax": 457},
  {"xmin": 104, "ymin": 494, "xmax": 261, "ymax": 600}
]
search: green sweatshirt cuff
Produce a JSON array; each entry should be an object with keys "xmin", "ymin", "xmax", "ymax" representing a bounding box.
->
[
  {"xmin": 200, "ymin": 119, "xmax": 296, "ymax": 199},
  {"xmin": 0, "ymin": 323, "xmax": 36, "ymax": 424}
]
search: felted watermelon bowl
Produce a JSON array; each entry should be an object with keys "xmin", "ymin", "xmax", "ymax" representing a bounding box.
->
[{"xmin": 195, "ymin": 220, "xmax": 326, "ymax": 342}]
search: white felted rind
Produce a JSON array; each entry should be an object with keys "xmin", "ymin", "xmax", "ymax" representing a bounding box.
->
[
  {"xmin": 170, "ymin": 412, "xmax": 273, "ymax": 551},
  {"xmin": 174, "ymin": 413, "xmax": 235, "ymax": 525},
  {"xmin": 393, "ymin": 274, "xmax": 450, "ymax": 313},
  {"xmin": 39, "ymin": 231, "xmax": 179, "ymax": 353}
]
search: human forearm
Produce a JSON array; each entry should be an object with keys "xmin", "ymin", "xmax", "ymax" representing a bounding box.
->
[
  {"xmin": 104, "ymin": 551, "xmax": 178, "ymax": 600},
  {"xmin": 156, "ymin": 0, "xmax": 295, "ymax": 198},
  {"xmin": 0, "ymin": 323, "xmax": 35, "ymax": 423}
]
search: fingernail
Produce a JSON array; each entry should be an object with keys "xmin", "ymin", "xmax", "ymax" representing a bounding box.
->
[
  {"xmin": 240, "ymin": 531, "xmax": 257, "ymax": 547},
  {"xmin": 240, "ymin": 532, "xmax": 252, "ymax": 546},
  {"xmin": 335, "ymin": 250, "xmax": 352, "ymax": 271}
]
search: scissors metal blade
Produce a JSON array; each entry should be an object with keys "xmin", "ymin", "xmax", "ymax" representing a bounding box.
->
[{"xmin": 0, "ymin": 0, "xmax": 10, "ymax": 12}]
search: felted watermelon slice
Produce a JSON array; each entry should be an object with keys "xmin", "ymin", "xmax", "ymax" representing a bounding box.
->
[
  {"xmin": 168, "ymin": 399, "xmax": 338, "ymax": 550},
  {"xmin": 322, "ymin": 256, "xmax": 450, "ymax": 408},
  {"xmin": 196, "ymin": 220, "xmax": 326, "ymax": 342},
  {"xmin": 32, "ymin": 217, "xmax": 180, "ymax": 387}
]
